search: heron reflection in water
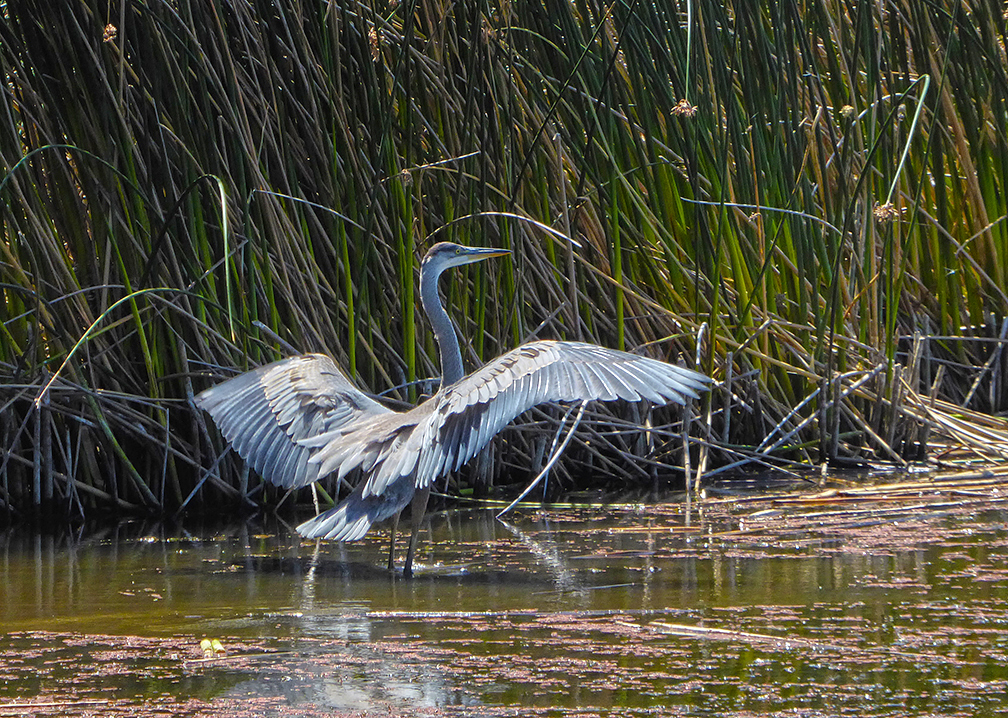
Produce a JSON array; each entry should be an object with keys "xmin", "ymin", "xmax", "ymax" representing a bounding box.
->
[{"xmin": 196, "ymin": 242, "xmax": 711, "ymax": 576}]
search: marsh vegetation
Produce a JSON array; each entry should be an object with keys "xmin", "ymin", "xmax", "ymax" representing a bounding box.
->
[{"xmin": 1, "ymin": 0, "xmax": 1006, "ymax": 521}]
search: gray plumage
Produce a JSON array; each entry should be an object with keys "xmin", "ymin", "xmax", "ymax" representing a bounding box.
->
[{"xmin": 196, "ymin": 242, "xmax": 712, "ymax": 576}]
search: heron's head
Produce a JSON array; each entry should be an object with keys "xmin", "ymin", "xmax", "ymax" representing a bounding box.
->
[{"xmin": 422, "ymin": 242, "xmax": 511, "ymax": 275}]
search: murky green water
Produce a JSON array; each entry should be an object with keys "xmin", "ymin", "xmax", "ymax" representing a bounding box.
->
[{"xmin": 3, "ymin": 477, "xmax": 1008, "ymax": 716}]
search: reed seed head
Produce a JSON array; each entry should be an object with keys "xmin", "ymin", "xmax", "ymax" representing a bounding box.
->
[
  {"xmin": 672, "ymin": 99, "xmax": 697, "ymax": 118},
  {"xmin": 873, "ymin": 202, "xmax": 900, "ymax": 223}
]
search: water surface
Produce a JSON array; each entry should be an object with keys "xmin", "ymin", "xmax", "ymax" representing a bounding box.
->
[{"xmin": 2, "ymin": 473, "xmax": 1008, "ymax": 716}]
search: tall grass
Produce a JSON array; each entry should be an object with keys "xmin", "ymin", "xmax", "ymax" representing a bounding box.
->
[{"xmin": 1, "ymin": 0, "xmax": 1006, "ymax": 520}]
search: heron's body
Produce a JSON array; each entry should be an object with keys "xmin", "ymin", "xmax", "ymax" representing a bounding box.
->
[{"xmin": 196, "ymin": 242, "xmax": 711, "ymax": 575}]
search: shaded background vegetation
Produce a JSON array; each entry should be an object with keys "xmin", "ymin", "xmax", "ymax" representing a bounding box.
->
[{"xmin": 1, "ymin": 0, "xmax": 1006, "ymax": 521}]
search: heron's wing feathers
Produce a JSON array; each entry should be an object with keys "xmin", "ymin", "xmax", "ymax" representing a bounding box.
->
[
  {"xmin": 363, "ymin": 340, "xmax": 712, "ymax": 496},
  {"xmin": 195, "ymin": 354, "xmax": 392, "ymax": 489}
]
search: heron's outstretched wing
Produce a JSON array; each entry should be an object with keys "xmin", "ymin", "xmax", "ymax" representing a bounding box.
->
[
  {"xmin": 351, "ymin": 340, "xmax": 712, "ymax": 497},
  {"xmin": 195, "ymin": 354, "xmax": 392, "ymax": 489}
]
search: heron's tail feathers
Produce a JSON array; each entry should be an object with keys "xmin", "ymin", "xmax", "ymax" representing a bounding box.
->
[
  {"xmin": 296, "ymin": 475, "xmax": 415, "ymax": 542},
  {"xmin": 297, "ymin": 500, "xmax": 374, "ymax": 541}
]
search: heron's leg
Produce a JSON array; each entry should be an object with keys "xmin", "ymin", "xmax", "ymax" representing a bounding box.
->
[
  {"xmin": 387, "ymin": 512, "xmax": 400, "ymax": 571},
  {"xmin": 403, "ymin": 485, "xmax": 431, "ymax": 578}
]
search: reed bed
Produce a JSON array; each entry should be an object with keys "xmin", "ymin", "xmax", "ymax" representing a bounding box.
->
[{"xmin": 1, "ymin": 0, "xmax": 1006, "ymax": 521}]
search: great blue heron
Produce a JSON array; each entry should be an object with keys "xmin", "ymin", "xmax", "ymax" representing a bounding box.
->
[{"xmin": 196, "ymin": 242, "xmax": 711, "ymax": 576}]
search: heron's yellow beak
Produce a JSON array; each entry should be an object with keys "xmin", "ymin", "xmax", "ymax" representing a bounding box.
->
[{"xmin": 454, "ymin": 246, "xmax": 511, "ymax": 265}]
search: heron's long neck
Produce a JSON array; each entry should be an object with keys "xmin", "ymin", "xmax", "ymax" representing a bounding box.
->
[{"xmin": 420, "ymin": 263, "xmax": 464, "ymax": 389}]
